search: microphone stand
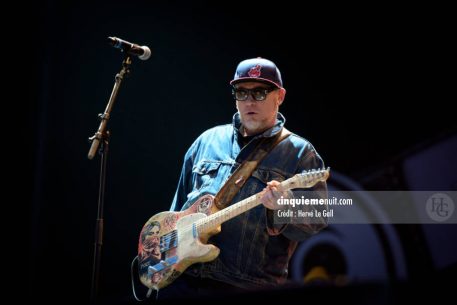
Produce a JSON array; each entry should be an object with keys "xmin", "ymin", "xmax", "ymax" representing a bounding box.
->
[{"xmin": 88, "ymin": 55, "xmax": 132, "ymax": 303}]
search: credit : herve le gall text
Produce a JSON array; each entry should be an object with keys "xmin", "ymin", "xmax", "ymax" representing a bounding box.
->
[{"xmin": 276, "ymin": 209, "xmax": 334, "ymax": 218}]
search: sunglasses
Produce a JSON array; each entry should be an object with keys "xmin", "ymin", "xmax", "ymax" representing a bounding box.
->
[{"xmin": 232, "ymin": 86, "xmax": 277, "ymax": 101}]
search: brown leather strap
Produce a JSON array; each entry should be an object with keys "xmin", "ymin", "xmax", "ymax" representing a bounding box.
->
[{"xmin": 214, "ymin": 127, "xmax": 291, "ymax": 209}]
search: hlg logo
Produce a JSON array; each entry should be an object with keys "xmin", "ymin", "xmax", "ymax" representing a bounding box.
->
[{"xmin": 426, "ymin": 193, "xmax": 455, "ymax": 222}]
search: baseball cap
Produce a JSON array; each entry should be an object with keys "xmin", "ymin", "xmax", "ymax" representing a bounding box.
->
[{"xmin": 230, "ymin": 57, "xmax": 283, "ymax": 88}]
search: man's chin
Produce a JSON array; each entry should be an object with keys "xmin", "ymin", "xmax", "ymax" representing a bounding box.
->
[
  {"xmin": 242, "ymin": 122, "xmax": 265, "ymax": 135},
  {"xmin": 242, "ymin": 120, "xmax": 258, "ymax": 128}
]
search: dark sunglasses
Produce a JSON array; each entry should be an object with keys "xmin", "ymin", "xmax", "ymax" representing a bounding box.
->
[{"xmin": 232, "ymin": 86, "xmax": 277, "ymax": 101}]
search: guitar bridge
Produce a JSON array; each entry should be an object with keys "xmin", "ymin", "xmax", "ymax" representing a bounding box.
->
[{"xmin": 148, "ymin": 256, "xmax": 178, "ymax": 276}]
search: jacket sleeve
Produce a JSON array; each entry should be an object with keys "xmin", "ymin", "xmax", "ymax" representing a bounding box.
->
[
  {"xmin": 169, "ymin": 140, "xmax": 199, "ymax": 212},
  {"xmin": 266, "ymin": 146, "xmax": 329, "ymax": 241}
]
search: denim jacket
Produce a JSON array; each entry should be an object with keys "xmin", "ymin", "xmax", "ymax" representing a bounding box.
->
[{"xmin": 170, "ymin": 112, "xmax": 328, "ymax": 289}]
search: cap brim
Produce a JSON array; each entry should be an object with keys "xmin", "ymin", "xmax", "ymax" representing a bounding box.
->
[{"xmin": 230, "ymin": 77, "xmax": 281, "ymax": 88}]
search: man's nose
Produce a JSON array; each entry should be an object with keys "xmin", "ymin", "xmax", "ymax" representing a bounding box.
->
[{"xmin": 244, "ymin": 95, "xmax": 257, "ymax": 103}]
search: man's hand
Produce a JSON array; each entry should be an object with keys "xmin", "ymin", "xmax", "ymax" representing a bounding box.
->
[{"xmin": 261, "ymin": 180, "xmax": 288, "ymax": 210}]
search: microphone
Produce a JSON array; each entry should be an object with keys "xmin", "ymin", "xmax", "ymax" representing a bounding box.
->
[{"xmin": 108, "ymin": 36, "xmax": 151, "ymax": 60}]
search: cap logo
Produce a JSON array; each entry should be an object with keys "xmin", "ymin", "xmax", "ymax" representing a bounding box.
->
[{"xmin": 248, "ymin": 64, "xmax": 262, "ymax": 78}]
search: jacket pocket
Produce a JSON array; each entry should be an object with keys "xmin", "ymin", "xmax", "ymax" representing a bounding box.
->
[
  {"xmin": 192, "ymin": 160, "xmax": 222, "ymax": 190},
  {"xmin": 251, "ymin": 168, "xmax": 286, "ymax": 186}
]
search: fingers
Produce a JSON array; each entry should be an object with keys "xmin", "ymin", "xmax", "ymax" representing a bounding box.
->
[
  {"xmin": 267, "ymin": 180, "xmax": 281, "ymax": 187},
  {"xmin": 262, "ymin": 180, "xmax": 285, "ymax": 210},
  {"xmin": 262, "ymin": 189, "xmax": 280, "ymax": 210}
]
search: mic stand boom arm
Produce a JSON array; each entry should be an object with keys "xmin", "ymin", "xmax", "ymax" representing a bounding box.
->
[
  {"xmin": 87, "ymin": 55, "xmax": 132, "ymax": 302},
  {"xmin": 88, "ymin": 55, "xmax": 131, "ymax": 159}
]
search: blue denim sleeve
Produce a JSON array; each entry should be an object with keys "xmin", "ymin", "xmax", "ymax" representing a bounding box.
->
[{"xmin": 266, "ymin": 148, "xmax": 329, "ymax": 241}]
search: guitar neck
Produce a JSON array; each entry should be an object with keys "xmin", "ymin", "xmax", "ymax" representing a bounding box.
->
[
  {"xmin": 196, "ymin": 193, "xmax": 261, "ymax": 233},
  {"xmin": 196, "ymin": 178, "xmax": 296, "ymax": 234}
]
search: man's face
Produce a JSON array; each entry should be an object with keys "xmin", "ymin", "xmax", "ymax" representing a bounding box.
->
[{"xmin": 235, "ymin": 82, "xmax": 285, "ymax": 136}]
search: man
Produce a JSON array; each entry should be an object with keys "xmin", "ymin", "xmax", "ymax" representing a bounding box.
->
[{"xmin": 160, "ymin": 57, "xmax": 328, "ymax": 298}]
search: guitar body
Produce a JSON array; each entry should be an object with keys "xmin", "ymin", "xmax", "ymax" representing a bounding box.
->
[
  {"xmin": 137, "ymin": 168, "xmax": 330, "ymax": 291},
  {"xmin": 138, "ymin": 194, "xmax": 221, "ymax": 290}
]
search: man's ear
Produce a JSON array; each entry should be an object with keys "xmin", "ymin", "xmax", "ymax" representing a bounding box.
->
[{"xmin": 277, "ymin": 88, "xmax": 286, "ymax": 106}]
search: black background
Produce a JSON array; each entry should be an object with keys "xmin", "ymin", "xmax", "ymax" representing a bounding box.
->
[{"xmin": 26, "ymin": 1, "xmax": 455, "ymax": 303}]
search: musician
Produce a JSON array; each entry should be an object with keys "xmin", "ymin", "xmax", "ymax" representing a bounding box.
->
[{"xmin": 159, "ymin": 57, "xmax": 328, "ymax": 299}]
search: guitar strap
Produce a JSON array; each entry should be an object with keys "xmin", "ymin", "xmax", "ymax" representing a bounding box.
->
[{"xmin": 214, "ymin": 127, "xmax": 291, "ymax": 209}]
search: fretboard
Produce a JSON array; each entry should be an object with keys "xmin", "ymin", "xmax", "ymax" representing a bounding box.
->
[
  {"xmin": 195, "ymin": 192, "xmax": 262, "ymax": 234},
  {"xmin": 195, "ymin": 178, "xmax": 297, "ymax": 233}
]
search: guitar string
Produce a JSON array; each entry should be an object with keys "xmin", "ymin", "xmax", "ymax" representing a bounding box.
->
[
  {"xmin": 157, "ymin": 170, "xmax": 327, "ymax": 251},
  {"xmin": 158, "ymin": 171, "xmax": 327, "ymax": 251},
  {"xmin": 158, "ymin": 170, "xmax": 326, "ymax": 249},
  {"xmin": 158, "ymin": 192, "xmax": 266, "ymax": 252},
  {"xmin": 159, "ymin": 195, "xmax": 259, "ymax": 251}
]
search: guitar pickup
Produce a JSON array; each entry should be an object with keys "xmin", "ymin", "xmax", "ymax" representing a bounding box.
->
[
  {"xmin": 160, "ymin": 230, "xmax": 178, "ymax": 253},
  {"xmin": 148, "ymin": 256, "xmax": 178, "ymax": 276}
]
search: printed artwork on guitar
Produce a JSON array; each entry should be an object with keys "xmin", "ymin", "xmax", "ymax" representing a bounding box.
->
[{"xmin": 138, "ymin": 168, "xmax": 330, "ymax": 290}]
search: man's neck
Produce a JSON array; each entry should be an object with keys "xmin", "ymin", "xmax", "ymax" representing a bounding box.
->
[
  {"xmin": 241, "ymin": 126, "xmax": 261, "ymax": 137},
  {"xmin": 241, "ymin": 123, "xmax": 275, "ymax": 137}
]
